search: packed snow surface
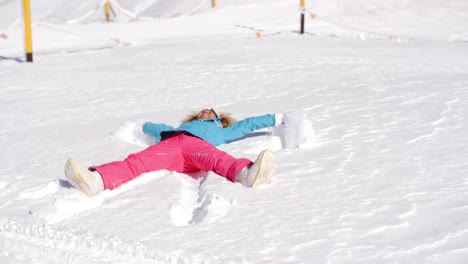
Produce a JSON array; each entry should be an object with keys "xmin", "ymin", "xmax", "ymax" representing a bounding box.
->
[{"xmin": 1, "ymin": 0, "xmax": 468, "ymax": 263}]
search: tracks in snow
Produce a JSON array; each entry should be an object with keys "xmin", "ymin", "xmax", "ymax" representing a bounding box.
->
[
  {"xmin": 170, "ymin": 173, "xmax": 235, "ymax": 227},
  {"xmin": 1, "ymin": 174, "xmax": 235, "ymax": 263},
  {"xmin": 0, "ymin": 217, "xmax": 182, "ymax": 264}
]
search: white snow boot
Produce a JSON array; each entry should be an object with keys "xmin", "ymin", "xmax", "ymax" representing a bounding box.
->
[
  {"xmin": 64, "ymin": 159, "xmax": 104, "ymax": 197},
  {"xmin": 236, "ymin": 150, "xmax": 277, "ymax": 187}
]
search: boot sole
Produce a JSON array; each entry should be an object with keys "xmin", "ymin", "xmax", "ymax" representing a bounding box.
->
[
  {"xmin": 64, "ymin": 159, "xmax": 94, "ymax": 197},
  {"xmin": 251, "ymin": 150, "xmax": 277, "ymax": 187}
]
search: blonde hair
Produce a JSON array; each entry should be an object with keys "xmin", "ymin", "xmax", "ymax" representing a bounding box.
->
[{"xmin": 181, "ymin": 111, "xmax": 237, "ymax": 128}]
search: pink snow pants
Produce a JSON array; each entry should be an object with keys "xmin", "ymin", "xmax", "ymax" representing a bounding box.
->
[{"xmin": 90, "ymin": 133, "xmax": 253, "ymax": 190}]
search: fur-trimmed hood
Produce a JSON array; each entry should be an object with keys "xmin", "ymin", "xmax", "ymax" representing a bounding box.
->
[{"xmin": 181, "ymin": 111, "xmax": 237, "ymax": 128}]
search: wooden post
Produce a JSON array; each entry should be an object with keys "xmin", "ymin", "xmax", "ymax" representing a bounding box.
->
[
  {"xmin": 105, "ymin": 0, "xmax": 111, "ymax": 22},
  {"xmin": 300, "ymin": 0, "xmax": 305, "ymax": 34},
  {"xmin": 22, "ymin": 0, "xmax": 33, "ymax": 62},
  {"xmin": 212, "ymin": 0, "xmax": 217, "ymax": 8}
]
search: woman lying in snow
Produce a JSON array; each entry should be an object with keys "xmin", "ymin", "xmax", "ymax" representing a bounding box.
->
[{"xmin": 65, "ymin": 108, "xmax": 285, "ymax": 197}]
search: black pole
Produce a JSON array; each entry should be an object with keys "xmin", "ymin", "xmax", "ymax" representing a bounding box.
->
[
  {"xmin": 26, "ymin": 53, "xmax": 33, "ymax": 62},
  {"xmin": 300, "ymin": 12, "xmax": 305, "ymax": 34}
]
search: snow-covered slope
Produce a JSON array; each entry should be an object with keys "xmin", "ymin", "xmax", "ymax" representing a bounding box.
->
[
  {"xmin": 1, "ymin": 0, "xmax": 468, "ymax": 263},
  {"xmin": 2, "ymin": 0, "xmax": 467, "ymax": 41}
]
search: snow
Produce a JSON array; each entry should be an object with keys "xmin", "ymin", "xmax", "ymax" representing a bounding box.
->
[{"xmin": 1, "ymin": 0, "xmax": 468, "ymax": 263}]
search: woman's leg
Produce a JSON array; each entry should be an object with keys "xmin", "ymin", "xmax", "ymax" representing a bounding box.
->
[
  {"xmin": 179, "ymin": 135, "xmax": 253, "ymax": 182},
  {"xmin": 90, "ymin": 136, "xmax": 184, "ymax": 190}
]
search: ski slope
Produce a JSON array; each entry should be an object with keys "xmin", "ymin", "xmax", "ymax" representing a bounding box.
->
[{"xmin": 1, "ymin": 0, "xmax": 468, "ymax": 263}]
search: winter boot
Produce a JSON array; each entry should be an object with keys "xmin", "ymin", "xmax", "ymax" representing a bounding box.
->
[
  {"xmin": 236, "ymin": 149, "xmax": 277, "ymax": 187},
  {"xmin": 65, "ymin": 158, "xmax": 104, "ymax": 197}
]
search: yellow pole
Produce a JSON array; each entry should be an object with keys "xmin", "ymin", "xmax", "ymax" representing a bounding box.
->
[
  {"xmin": 105, "ymin": 0, "xmax": 111, "ymax": 22},
  {"xmin": 212, "ymin": 0, "xmax": 216, "ymax": 8},
  {"xmin": 300, "ymin": 0, "xmax": 306, "ymax": 10},
  {"xmin": 22, "ymin": 0, "xmax": 33, "ymax": 62}
]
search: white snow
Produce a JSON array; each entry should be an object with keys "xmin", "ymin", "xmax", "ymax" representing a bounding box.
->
[{"xmin": 1, "ymin": 0, "xmax": 468, "ymax": 263}]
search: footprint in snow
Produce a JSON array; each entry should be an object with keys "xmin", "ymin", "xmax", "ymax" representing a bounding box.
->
[{"xmin": 170, "ymin": 174, "xmax": 234, "ymax": 227}]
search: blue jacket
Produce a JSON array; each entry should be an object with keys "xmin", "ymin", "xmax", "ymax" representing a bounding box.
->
[{"xmin": 142, "ymin": 114, "xmax": 276, "ymax": 146}]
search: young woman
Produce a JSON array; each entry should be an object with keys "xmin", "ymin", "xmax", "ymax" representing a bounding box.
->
[{"xmin": 65, "ymin": 108, "xmax": 283, "ymax": 197}]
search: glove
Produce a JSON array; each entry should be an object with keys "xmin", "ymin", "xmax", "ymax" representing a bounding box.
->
[
  {"xmin": 274, "ymin": 113, "xmax": 284, "ymax": 127},
  {"xmin": 273, "ymin": 110, "xmax": 316, "ymax": 149}
]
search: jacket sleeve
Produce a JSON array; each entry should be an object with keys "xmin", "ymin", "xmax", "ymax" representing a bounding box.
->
[
  {"xmin": 222, "ymin": 114, "xmax": 276, "ymax": 143},
  {"xmin": 142, "ymin": 122, "xmax": 174, "ymax": 142}
]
